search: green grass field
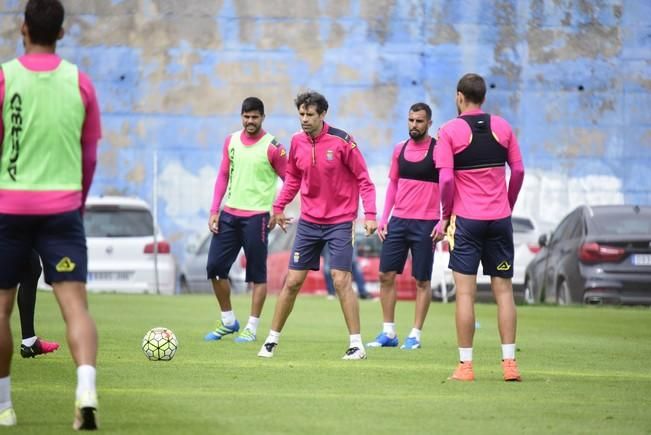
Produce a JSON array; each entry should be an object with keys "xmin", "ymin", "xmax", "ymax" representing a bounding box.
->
[{"xmin": 6, "ymin": 292, "xmax": 651, "ymax": 434}]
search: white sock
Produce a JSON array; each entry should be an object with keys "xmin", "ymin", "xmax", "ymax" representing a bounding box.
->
[
  {"xmin": 349, "ymin": 334, "xmax": 363, "ymax": 349},
  {"xmin": 408, "ymin": 328, "xmax": 421, "ymax": 340},
  {"xmin": 22, "ymin": 336, "xmax": 37, "ymax": 347},
  {"xmin": 382, "ymin": 322, "xmax": 396, "ymax": 337},
  {"xmin": 502, "ymin": 343, "xmax": 516, "ymax": 360},
  {"xmin": 266, "ymin": 330, "xmax": 281, "ymax": 344},
  {"xmin": 221, "ymin": 310, "xmax": 236, "ymax": 327},
  {"xmin": 0, "ymin": 377, "xmax": 11, "ymax": 410},
  {"xmin": 246, "ymin": 316, "xmax": 260, "ymax": 334},
  {"xmin": 459, "ymin": 347, "xmax": 473, "ymax": 362},
  {"xmin": 75, "ymin": 365, "xmax": 96, "ymax": 399}
]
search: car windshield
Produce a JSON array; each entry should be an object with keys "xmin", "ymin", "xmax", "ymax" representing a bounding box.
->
[
  {"xmin": 590, "ymin": 211, "xmax": 651, "ymax": 235},
  {"xmin": 84, "ymin": 207, "xmax": 154, "ymax": 237},
  {"xmin": 512, "ymin": 217, "xmax": 535, "ymax": 233}
]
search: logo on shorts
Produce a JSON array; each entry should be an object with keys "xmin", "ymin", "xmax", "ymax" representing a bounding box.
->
[
  {"xmin": 56, "ymin": 257, "xmax": 76, "ymax": 272},
  {"xmin": 496, "ymin": 261, "xmax": 511, "ymax": 271},
  {"xmin": 326, "ymin": 150, "xmax": 334, "ymax": 161},
  {"xmin": 293, "ymin": 251, "xmax": 300, "ymax": 263}
]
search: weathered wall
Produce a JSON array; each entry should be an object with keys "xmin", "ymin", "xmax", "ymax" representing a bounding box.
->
[{"xmin": 1, "ymin": 0, "xmax": 649, "ymax": 261}]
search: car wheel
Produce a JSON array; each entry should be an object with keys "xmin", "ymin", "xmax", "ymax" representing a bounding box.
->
[
  {"xmin": 523, "ymin": 277, "xmax": 536, "ymax": 305},
  {"xmin": 557, "ymin": 279, "xmax": 572, "ymax": 305}
]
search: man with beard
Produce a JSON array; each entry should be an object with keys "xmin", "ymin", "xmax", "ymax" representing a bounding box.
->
[
  {"xmin": 204, "ymin": 97, "xmax": 286, "ymax": 344},
  {"xmin": 367, "ymin": 103, "xmax": 440, "ymax": 351}
]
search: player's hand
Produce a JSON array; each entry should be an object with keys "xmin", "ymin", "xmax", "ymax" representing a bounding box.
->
[
  {"xmin": 364, "ymin": 219, "xmax": 378, "ymax": 236},
  {"xmin": 432, "ymin": 218, "xmax": 448, "ymax": 242},
  {"xmin": 208, "ymin": 213, "xmax": 220, "ymax": 234},
  {"xmin": 377, "ymin": 221, "xmax": 388, "ymax": 241},
  {"xmin": 270, "ymin": 212, "xmax": 293, "ymax": 232}
]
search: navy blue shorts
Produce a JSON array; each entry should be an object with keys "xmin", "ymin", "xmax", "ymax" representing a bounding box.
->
[
  {"xmin": 290, "ymin": 219, "xmax": 354, "ymax": 272},
  {"xmin": 0, "ymin": 210, "xmax": 87, "ymax": 289},
  {"xmin": 206, "ymin": 211, "xmax": 269, "ymax": 284},
  {"xmin": 448, "ymin": 215, "xmax": 514, "ymax": 278},
  {"xmin": 379, "ymin": 217, "xmax": 437, "ymax": 281}
]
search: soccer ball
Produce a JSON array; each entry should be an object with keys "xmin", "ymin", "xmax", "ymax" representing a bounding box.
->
[{"xmin": 142, "ymin": 327, "xmax": 178, "ymax": 361}]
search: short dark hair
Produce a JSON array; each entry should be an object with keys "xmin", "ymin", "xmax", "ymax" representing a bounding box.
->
[
  {"xmin": 457, "ymin": 73, "xmax": 486, "ymax": 104},
  {"xmin": 294, "ymin": 91, "xmax": 328, "ymax": 114},
  {"xmin": 25, "ymin": 0, "xmax": 64, "ymax": 46},
  {"xmin": 241, "ymin": 97, "xmax": 264, "ymax": 115},
  {"xmin": 409, "ymin": 102, "xmax": 432, "ymax": 120}
]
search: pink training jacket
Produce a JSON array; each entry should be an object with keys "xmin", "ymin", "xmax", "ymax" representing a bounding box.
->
[
  {"xmin": 210, "ymin": 129, "xmax": 287, "ymax": 217},
  {"xmin": 0, "ymin": 53, "xmax": 101, "ymax": 215},
  {"xmin": 273, "ymin": 122, "xmax": 377, "ymax": 224},
  {"xmin": 381, "ymin": 135, "xmax": 441, "ymax": 224},
  {"xmin": 436, "ymin": 108, "xmax": 524, "ymax": 220}
]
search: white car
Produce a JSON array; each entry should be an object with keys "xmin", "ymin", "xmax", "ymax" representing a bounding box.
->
[
  {"xmin": 179, "ymin": 232, "xmax": 247, "ymax": 294},
  {"xmin": 83, "ymin": 196, "xmax": 177, "ymax": 295}
]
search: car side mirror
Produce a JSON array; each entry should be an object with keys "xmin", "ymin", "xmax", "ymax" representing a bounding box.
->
[{"xmin": 538, "ymin": 233, "xmax": 548, "ymax": 247}]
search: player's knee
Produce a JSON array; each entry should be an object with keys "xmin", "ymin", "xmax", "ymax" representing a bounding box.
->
[
  {"xmin": 379, "ymin": 271, "xmax": 396, "ymax": 285},
  {"xmin": 415, "ymin": 280, "xmax": 431, "ymax": 292}
]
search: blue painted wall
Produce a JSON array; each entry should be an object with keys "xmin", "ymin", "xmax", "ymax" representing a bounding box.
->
[{"xmin": 1, "ymin": 0, "xmax": 649, "ymax": 264}]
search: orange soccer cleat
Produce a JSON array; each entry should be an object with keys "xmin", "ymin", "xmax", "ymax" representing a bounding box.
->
[
  {"xmin": 449, "ymin": 361, "xmax": 475, "ymax": 381},
  {"xmin": 501, "ymin": 359, "xmax": 522, "ymax": 382}
]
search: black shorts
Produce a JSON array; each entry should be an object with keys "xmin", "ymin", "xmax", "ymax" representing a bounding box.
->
[
  {"xmin": 448, "ymin": 215, "xmax": 514, "ymax": 278},
  {"xmin": 206, "ymin": 211, "xmax": 270, "ymax": 284},
  {"xmin": 0, "ymin": 210, "xmax": 87, "ymax": 288},
  {"xmin": 379, "ymin": 217, "xmax": 437, "ymax": 281}
]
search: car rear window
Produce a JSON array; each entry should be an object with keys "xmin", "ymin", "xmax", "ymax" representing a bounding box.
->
[
  {"xmin": 84, "ymin": 207, "xmax": 154, "ymax": 237},
  {"xmin": 590, "ymin": 211, "xmax": 651, "ymax": 235},
  {"xmin": 512, "ymin": 217, "xmax": 535, "ymax": 233}
]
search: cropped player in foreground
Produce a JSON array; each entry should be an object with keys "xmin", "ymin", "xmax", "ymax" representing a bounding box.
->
[
  {"xmin": 258, "ymin": 91, "xmax": 377, "ymax": 360},
  {"xmin": 0, "ymin": 0, "xmax": 101, "ymax": 428},
  {"xmin": 204, "ymin": 97, "xmax": 286, "ymax": 344},
  {"xmin": 368, "ymin": 103, "xmax": 441, "ymax": 351},
  {"xmin": 433, "ymin": 73, "xmax": 525, "ymax": 382}
]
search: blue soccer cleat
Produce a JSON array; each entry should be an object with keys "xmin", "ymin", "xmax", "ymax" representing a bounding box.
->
[
  {"xmin": 400, "ymin": 336, "xmax": 421, "ymax": 350},
  {"xmin": 204, "ymin": 320, "xmax": 240, "ymax": 341},
  {"xmin": 366, "ymin": 332, "xmax": 399, "ymax": 348}
]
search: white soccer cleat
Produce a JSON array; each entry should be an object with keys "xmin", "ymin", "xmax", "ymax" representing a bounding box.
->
[
  {"xmin": 73, "ymin": 390, "xmax": 98, "ymax": 431},
  {"xmin": 342, "ymin": 346, "xmax": 367, "ymax": 360},
  {"xmin": 257, "ymin": 342, "xmax": 277, "ymax": 358},
  {"xmin": 0, "ymin": 407, "xmax": 16, "ymax": 426}
]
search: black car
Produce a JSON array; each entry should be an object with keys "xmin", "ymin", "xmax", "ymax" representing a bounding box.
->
[{"xmin": 524, "ymin": 205, "xmax": 651, "ymax": 305}]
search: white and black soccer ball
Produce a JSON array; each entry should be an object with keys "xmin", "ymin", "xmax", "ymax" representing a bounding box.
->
[{"xmin": 142, "ymin": 327, "xmax": 178, "ymax": 361}]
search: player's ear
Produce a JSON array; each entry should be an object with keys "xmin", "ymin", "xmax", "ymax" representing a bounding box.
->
[{"xmin": 58, "ymin": 27, "xmax": 65, "ymax": 41}]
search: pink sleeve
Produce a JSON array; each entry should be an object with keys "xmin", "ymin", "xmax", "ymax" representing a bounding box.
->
[
  {"xmin": 209, "ymin": 137, "xmax": 231, "ymax": 214},
  {"xmin": 79, "ymin": 73, "xmax": 101, "ymax": 206},
  {"xmin": 78, "ymin": 72, "xmax": 101, "ymax": 143},
  {"xmin": 273, "ymin": 138, "xmax": 302, "ymax": 214},
  {"xmin": 435, "ymin": 125, "xmax": 455, "ymax": 169},
  {"xmin": 0, "ymin": 69, "xmax": 5, "ymax": 141},
  {"xmin": 344, "ymin": 140, "xmax": 377, "ymax": 220},
  {"xmin": 388, "ymin": 143, "xmax": 401, "ymax": 180},
  {"xmin": 508, "ymin": 160, "xmax": 525, "ymax": 210},
  {"xmin": 380, "ymin": 178, "xmax": 397, "ymax": 226},
  {"xmin": 438, "ymin": 168, "xmax": 455, "ymax": 219},
  {"xmin": 267, "ymin": 143, "xmax": 287, "ymax": 181}
]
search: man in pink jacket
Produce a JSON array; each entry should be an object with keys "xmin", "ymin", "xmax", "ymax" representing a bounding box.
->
[{"xmin": 258, "ymin": 91, "xmax": 377, "ymax": 360}]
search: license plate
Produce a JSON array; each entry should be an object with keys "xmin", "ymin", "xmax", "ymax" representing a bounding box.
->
[
  {"xmin": 632, "ymin": 254, "xmax": 651, "ymax": 266},
  {"xmin": 88, "ymin": 271, "xmax": 133, "ymax": 281}
]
